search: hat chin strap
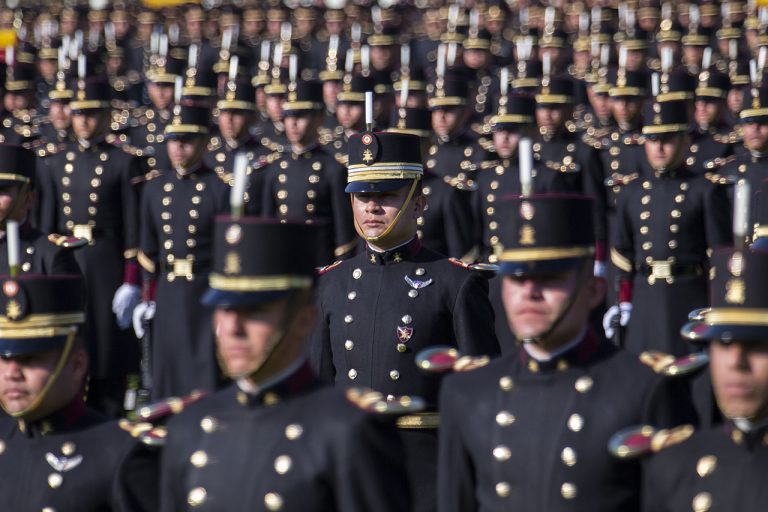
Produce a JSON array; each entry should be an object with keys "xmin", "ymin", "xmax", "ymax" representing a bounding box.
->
[
  {"xmin": 520, "ymin": 261, "xmax": 589, "ymax": 347},
  {"xmin": 353, "ymin": 179, "xmax": 419, "ymax": 246},
  {"xmin": 2, "ymin": 328, "xmax": 77, "ymax": 419}
]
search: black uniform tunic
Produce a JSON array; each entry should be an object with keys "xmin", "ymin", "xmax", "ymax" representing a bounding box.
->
[
  {"xmin": 438, "ymin": 331, "xmax": 696, "ymax": 512},
  {"xmin": 159, "ymin": 362, "xmax": 411, "ymax": 512},
  {"xmin": 643, "ymin": 422, "xmax": 768, "ymax": 512},
  {"xmin": 311, "ymin": 237, "xmax": 501, "ymax": 512},
  {"xmin": 138, "ymin": 165, "xmax": 230, "ymax": 399}
]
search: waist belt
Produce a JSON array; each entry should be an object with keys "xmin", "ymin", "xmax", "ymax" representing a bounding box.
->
[
  {"xmin": 160, "ymin": 257, "xmax": 198, "ymax": 282},
  {"xmin": 636, "ymin": 260, "xmax": 704, "ymax": 283},
  {"xmin": 396, "ymin": 412, "xmax": 440, "ymax": 430}
]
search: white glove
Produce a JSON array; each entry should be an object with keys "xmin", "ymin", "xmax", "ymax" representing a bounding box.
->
[
  {"xmin": 593, "ymin": 261, "xmax": 606, "ymax": 278},
  {"xmin": 602, "ymin": 302, "xmax": 632, "ymax": 339},
  {"xmin": 132, "ymin": 301, "xmax": 156, "ymax": 339},
  {"xmin": 112, "ymin": 284, "xmax": 141, "ymax": 330}
]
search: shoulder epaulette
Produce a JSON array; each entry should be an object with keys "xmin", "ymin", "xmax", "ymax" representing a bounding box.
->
[
  {"xmin": 47, "ymin": 234, "xmax": 88, "ymax": 249},
  {"xmin": 703, "ymin": 154, "xmax": 736, "ymax": 170},
  {"xmin": 14, "ymin": 123, "xmax": 35, "ymax": 139},
  {"xmin": 704, "ymin": 171, "xmax": 738, "ymax": 185},
  {"xmin": 477, "ymin": 159, "xmax": 500, "ymax": 170},
  {"xmin": 621, "ymin": 133, "xmax": 644, "ymax": 145},
  {"xmin": 640, "ymin": 350, "xmax": 709, "ymax": 377},
  {"xmin": 581, "ymin": 132, "xmax": 605, "ymax": 150},
  {"xmin": 448, "ymin": 257, "xmax": 475, "ymax": 269},
  {"xmin": 712, "ymin": 131, "xmax": 742, "ymax": 144},
  {"xmin": 443, "ymin": 175, "xmax": 478, "ymax": 191},
  {"xmin": 651, "ymin": 424, "xmax": 696, "ymax": 452},
  {"xmin": 604, "ymin": 172, "xmax": 639, "ymax": 187},
  {"xmin": 135, "ymin": 390, "xmax": 208, "ymax": 424},
  {"xmin": 415, "ymin": 346, "xmax": 490, "ymax": 373},
  {"xmin": 317, "ymin": 260, "xmax": 343, "ymax": 275},
  {"xmin": 608, "ymin": 424, "xmax": 695, "ymax": 459},
  {"xmin": 36, "ymin": 142, "xmax": 63, "ymax": 158},
  {"xmin": 478, "ymin": 137, "xmax": 494, "ymax": 151},
  {"xmin": 131, "ymin": 169, "xmax": 164, "ymax": 186}
]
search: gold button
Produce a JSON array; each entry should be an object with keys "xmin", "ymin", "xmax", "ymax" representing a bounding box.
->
[
  {"xmin": 307, "ymin": 190, "xmax": 316, "ymax": 199},
  {"xmin": 306, "ymin": 204, "xmax": 315, "ymax": 213},
  {"xmin": 162, "ymin": 197, "xmax": 171, "ymax": 206},
  {"xmin": 189, "ymin": 209, "xmax": 199, "ymax": 219},
  {"xmin": 345, "ymin": 340, "xmax": 354, "ymax": 350},
  {"xmin": 279, "ymin": 205, "xmax": 288, "ymax": 214},
  {"xmin": 671, "ymin": 209, "xmax": 681, "ymax": 218},
  {"xmin": 0, "ymin": 440, "xmax": 5, "ymax": 454},
  {"xmin": 675, "ymin": 194, "xmax": 685, "ymax": 203},
  {"xmin": 487, "ymin": 194, "xmax": 495, "ymax": 203},
  {"xmin": 390, "ymin": 370, "xmax": 400, "ymax": 380},
  {"xmin": 200, "ymin": 416, "xmax": 218, "ymax": 433},
  {"xmin": 640, "ymin": 211, "xmax": 650, "ymax": 220},
  {"xmin": 48, "ymin": 473, "xmax": 63, "ymax": 488},
  {"xmin": 61, "ymin": 442, "xmax": 75, "ymax": 456},
  {"xmin": 344, "ymin": 315, "xmax": 353, "ymax": 324},
  {"xmin": 499, "ymin": 376, "xmax": 514, "ymax": 391},
  {"xmin": 408, "ymin": 289, "xmax": 418, "ymax": 298},
  {"xmin": 348, "ymin": 369, "xmax": 357, "ymax": 380},
  {"xmin": 692, "ymin": 492, "xmax": 712, "ymax": 512},
  {"xmin": 496, "ymin": 411, "xmax": 515, "ymax": 426},
  {"xmin": 561, "ymin": 482, "xmax": 577, "ymax": 499},
  {"xmin": 568, "ymin": 413, "xmax": 584, "ymax": 432},
  {"xmin": 575, "ymin": 376, "xmax": 593, "ymax": 393},
  {"xmin": 265, "ymin": 492, "xmax": 284, "ymax": 510},
  {"xmin": 192, "ymin": 196, "xmax": 201, "ymax": 204},
  {"xmin": 274, "ymin": 455, "xmax": 292, "ymax": 474},
  {"xmin": 163, "ymin": 183, "xmax": 173, "ymax": 192},
  {"xmin": 493, "ymin": 445, "xmax": 511, "ymax": 461},
  {"xmin": 486, "ymin": 207, "xmax": 495, "ymax": 216},
  {"xmin": 62, "ymin": 177, "xmax": 70, "ymax": 186},
  {"xmin": 642, "ymin": 181, "xmax": 652, "ymax": 189},
  {"xmin": 642, "ymin": 242, "xmax": 653, "ymax": 250},
  {"xmin": 561, "ymin": 447, "xmax": 577, "ymax": 466},
  {"xmin": 668, "ymin": 240, "xmax": 678, "ymax": 249},
  {"xmin": 90, "ymin": 178, "xmax": 101, "ymax": 187},
  {"xmin": 670, "ymin": 224, "xmax": 679, "ymax": 233},
  {"xmin": 641, "ymin": 195, "xmax": 651, "ymax": 204},
  {"xmin": 352, "ymin": 268, "xmax": 362, "ymax": 279},
  {"xmin": 187, "ymin": 487, "xmax": 207, "ymax": 506},
  {"xmin": 278, "ymin": 174, "xmax": 287, "ymax": 183},
  {"xmin": 88, "ymin": 207, "xmax": 97, "ymax": 215},
  {"xmin": 190, "ymin": 450, "xmax": 208, "ymax": 468},
  {"xmin": 285, "ymin": 424, "xmax": 303, "ymax": 440},
  {"xmin": 496, "ymin": 482, "xmax": 511, "ymax": 498},
  {"xmin": 640, "ymin": 226, "xmax": 648, "ymax": 234},
  {"xmin": 277, "ymin": 190, "xmax": 288, "ymax": 199},
  {"xmin": 696, "ymin": 455, "xmax": 717, "ymax": 477},
  {"xmin": 348, "ymin": 291, "xmax": 357, "ymax": 300}
]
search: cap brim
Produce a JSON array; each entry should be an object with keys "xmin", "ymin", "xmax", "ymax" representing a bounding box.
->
[
  {"xmin": 0, "ymin": 335, "xmax": 69, "ymax": 357},
  {"xmin": 345, "ymin": 179, "xmax": 413, "ymax": 193},
  {"xmin": 497, "ymin": 257, "xmax": 586, "ymax": 276},
  {"xmin": 201, "ymin": 288, "xmax": 294, "ymax": 308},
  {"xmin": 681, "ymin": 321, "xmax": 768, "ymax": 343}
]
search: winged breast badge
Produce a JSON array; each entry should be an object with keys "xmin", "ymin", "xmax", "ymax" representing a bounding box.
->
[
  {"xmin": 46, "ymin": 452, "xmax": 83, "ymax": 472},
  {"xmin": 404, "ymin": 275, "xmax": 433, "ymax": 289}
]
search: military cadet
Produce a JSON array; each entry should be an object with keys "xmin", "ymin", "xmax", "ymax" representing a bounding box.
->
[
  {"xmin": 534, "ymin": 73, "xmax": 608, "ymax": 272},
  {"xmin": 158, "ymin": 215, "xmax": 411, "ymax": 511},
  {"xmin": 608, "ymin": 99, "xmax": 732, "ymax": 356},
  {"xmin": 327, "ymin": 64, "xmax": 375, "ymax": 165},
  {"xmin": 36, "ymin": 61, "xmax": 75, "ymax": 149},
  {"xmin": 0, "ymin": 145, "xmax": 80, "ymax": 275},
  {"xmin": 36, "ymin": 76, "xmax": 143, "ymax": 417},
  {"xmin": 317, "ymin": 34, "xmax": 345, "ymax": 134},
  {"xmin": 719, "ymin": 82, "xmax": 768, "ymax": 228},
  {"xmin": 462, "ymin": 27, "xmax": 497, "ymax": 132},
  {"xmin": 689, "ymin": 67, "xmax": 738, "ymax": 174},
  {"xmin": 261, "ymin": 77, "xmax": 357, "ymax": 260},
  {"xmin": 258, "ymin": 64, "xmax": 290, "ymax": 153},
  {"xmin": 642, "ymin": 247, "xmax": 768, "ymax": 511},
  {"xmin": 128, "ymin": 45, "xmax": 186, "ymax": 174},
  {"xmin": 437, "ymin": 193, "xmax": 696, "ymax": 512},
  {"xmin": 134, "ymin": 103, "xmax": 230, "ymax": 399},
  {"xmin": 205, "ymin": 75, "xmax": 270, "ymax": 182},
  {"xmin": 475, "ymin": 90, "xmax": 563, "ymax": 262},
  {"xmin": 311, "ymin": 131, "xmax": 501, "ymax": 512},
  {"xmin": 1, "ymin": 60, "xmax": 39, "ymax": 145},
  {"xmin": 0, "ymin": 274, "xmax": 138, "ymax": 510}
]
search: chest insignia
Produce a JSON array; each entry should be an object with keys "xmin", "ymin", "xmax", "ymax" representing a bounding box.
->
[{"xmin": 45, "ymin": 452, "xmax": 83, "ymax": 472}]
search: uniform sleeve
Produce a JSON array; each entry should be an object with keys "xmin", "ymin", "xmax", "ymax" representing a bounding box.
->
[
  {"xmin": 113, "ymin": 442, "xmax": 161, "ymax": 512},
  {"xmin": 35, "ymin": 156, "xmax": 57, "ymax": 234},
  {"xmin": 452, "ymin": 273, "xmax": 501, "ymax": 357},
  {"xmin": 46, "ymin": 246, "xmax": 82, "ymax": 276},
  {"xmin": 612, "ymin": 187, "xmax": 636, "ymax": 301},
  {"xmin": 122, "ymin": 155, "xmax": 143, "ymax": 253},
  {"xmin": 260, "ymin": 165, "xmax": 277, "ymax": 217},
  {"xmin": 138, "ymin": 183, "xmax": 159, "ymax": 290},
  {"xmin": 641, "ymin": 373, "xmax": 699, "ymax": 429},
  {"xmin": 158, "ymin": 421, "xmax": 185, "ymax": 512},
  {"xmin": 580, "ymin": 145, "xmax": 608, "ymax": 245},
  {"xmin": 703, "ymin": 182, "xmax": 733, "ymax": 249},
  {"xmin": 309, "ymin": 284, "xmax": 337, "ymax": 383},
  {"xmin": 333, "ymin": 413, "xmax": 411, "ymax": 512},
  {"xmin": 442, "ymin": 187, "xmax": 476, "ymax": 260},
  {"xmin": 437, "ymin": 376, "xmax": 479, "ymax": 512},
  {"xmin": 329, "ymin": 160, "xmax": 357, "ymax": 259}
]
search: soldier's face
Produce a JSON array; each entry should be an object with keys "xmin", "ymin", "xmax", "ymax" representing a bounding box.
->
[
  {"xmin": 587, "ymin": 89, "xmax": 611, "ymax": 122},
  {"xmin": 728, "ymin": 88, "xmax": 744, "ymax": 114},
  {"xmin": 644, "ymin": 133, "xmax": 687, "ymax": 171},
  {"xmin": 323, "ymin": 81, "xmax": 340, "ymax": 109},
  {"xmin": 492, "ymin": 130, "xmax": 522, "ymax": 159},
  {"xmin": 694, "ymin": 99, "xmax": 723, "ymax": 126},
  {"xmin": 371, "ymin": 46, "xmax": 394, "ymax": 71},
  {"xmin": 38, "ymin": 59, "xmax": 57, "ymax": 81},
  {"xmin": 167, "ymin": 136, "xmax": 207, "ymax": 169},
  {"xmin": 336, "ymin": 103, "xmax": 364, "ymax": 130},
  {"xmin": 0, "ymin": 347, "xmax": 87, "ymax": 421},
  {"xmin": 71, "ymin": 111, "xmax": 109, "ymax": 141},
  {"xmin": 610, "ymin": 97, "xmax": 642, "ymax": 125},
  {"xmin": 351, "ymin": 187, "xmax": 426, "ymax": 248},
  {"xmin": 284, "ymin": 113, "xmax": 320, "ymax": 146},
  {"xmin": 742, "ymin": 122, "xmax": 768, "ymax": 152},
  {"xmin": 710, "ymin": 340, "xmax": 768, "ymax": 422},
  {"xmin": 625, "ymin": 50, "xmax": 645, "ymax": 72},
  {"xmin": 3, "ymin": 92, "xmax": 31, "ymax": 112},
  {"xmin": 214, "ymin": 297, "xmax": 316, "ymax": 381},
  {"xmin": 266, "ymin": 95, "xmax": 284, "ymax": 123},
  {"xmin": 219, "ymin": 110, "xmax": 251, "ymax": 140},
  {"xmin": 147, "ymin": 83, "xmax": 174, "ymax": 110},
  {"xmin": 463, "ymin": 49, "xmax": 489, "ymax": 70},
  {"xmin": 501, "ymin": 265, "xmax": 605, "ymax": 349},
  {"xmin": 536, "ymin": 106, "xmax": 570, "ymax": 133},
  {"xmin": 49, "ymin": 101, "xmax": 71, "ymax": 130},
  {"xmin": 432, "ymin": 107, "xmax": 465, "ymax": 137},
  {"xmin": 683, "ymin": 46, "xmax": 705, "ymax": 68}
]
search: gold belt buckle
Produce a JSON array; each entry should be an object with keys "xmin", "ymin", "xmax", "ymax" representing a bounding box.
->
[
  {"xmin": 72, "ymin": 224, "xmax": 93, "ymax": 243},
  {"xmin": 169, "ymin": 257, "xmax": 194, "ymax": 282},
  {"xmin": 650, "ymin": 260, "xmax": 672, "ymax": 279}
]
